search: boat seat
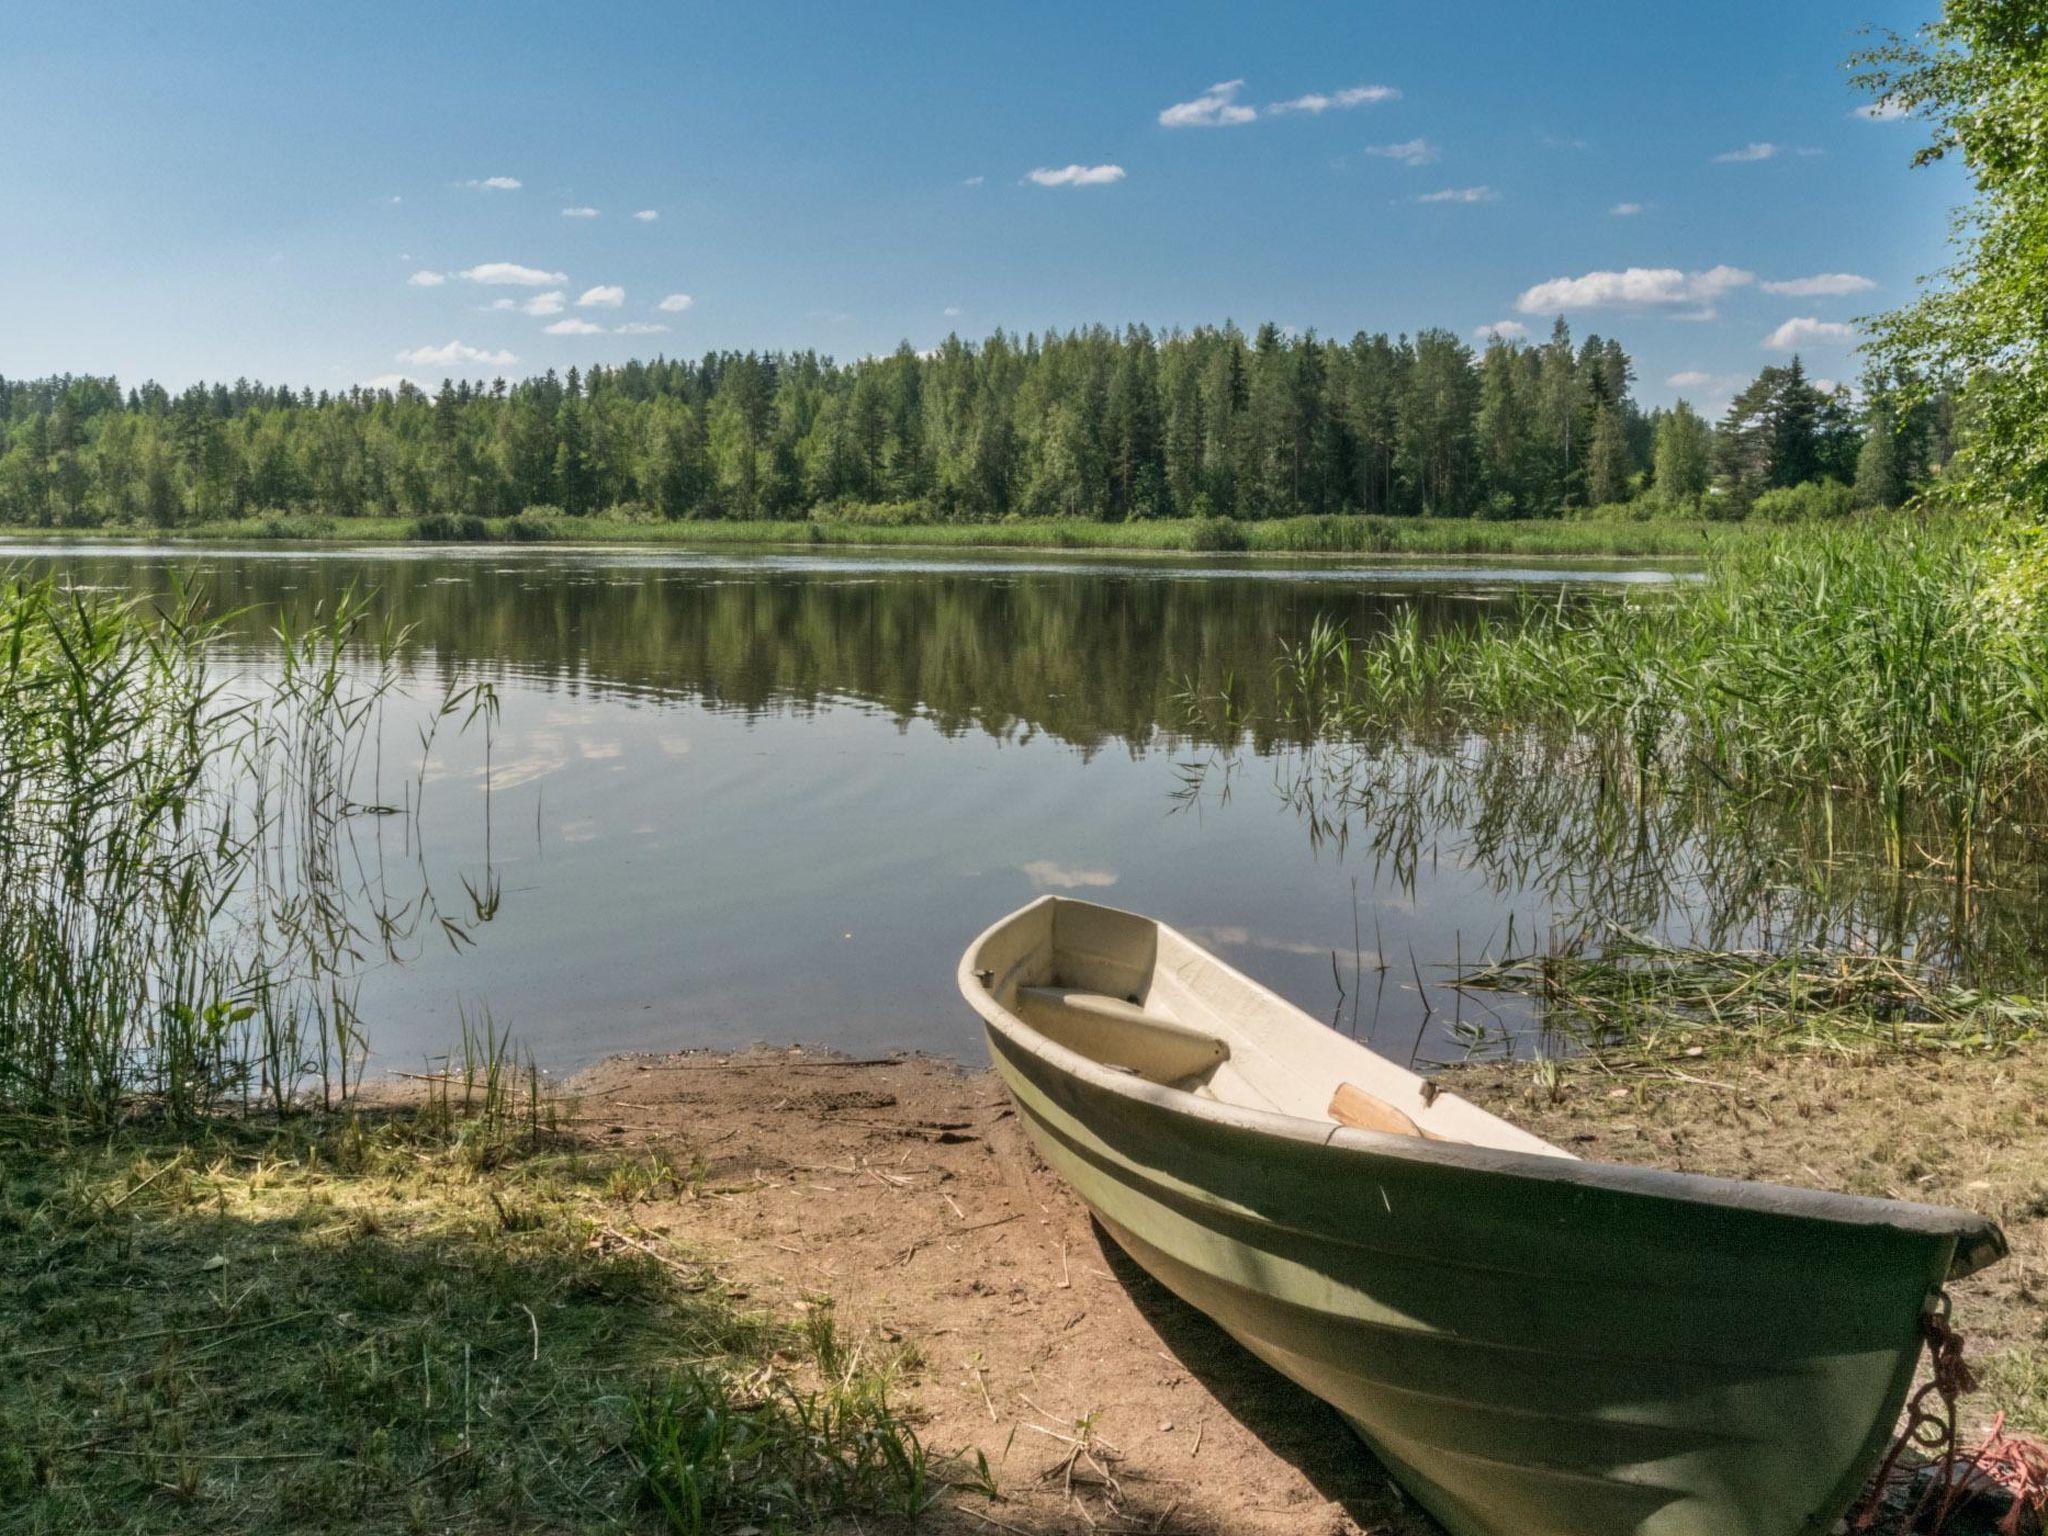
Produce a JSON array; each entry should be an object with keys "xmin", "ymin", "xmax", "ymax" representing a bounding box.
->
[
  {"xmin": 1015, "ymin": 986, "xmax": 1229, "ymax": 1086},
  {"xmin": 1328, "ymin": 1082, "xmax": 1444, "ymax": 1140}
]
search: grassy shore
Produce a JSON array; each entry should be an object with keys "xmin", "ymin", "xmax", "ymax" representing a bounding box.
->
[
  {"xmin": 0, "ymin": 1095, "xmax": 931, "ymax": 1534},
  {"xmin": 0, "ymin": 512, "xmax": 1744, "ymax": 561}
]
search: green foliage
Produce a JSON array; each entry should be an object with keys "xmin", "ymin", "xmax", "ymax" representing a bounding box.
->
[
  {"xmin": 816, "ymin": 499, "xmax": 930, "ymax": 527},
  {"xmin": 1296, "ymin": 519, "xmax": 2048, "ymax": 879},
  {"xmin": 1187, "ymin": 514, "xmax": 1248, "ymax": 551},
  {"xmin": 411, "ymin": 512, "xmax": 493, "ymax": 541},
  {"xmin": 1751, "ymin": 478, "xmax": 1858, "ymax": 523},
  {"xmin": 1652, "ymin": 400, "xmax": 1713, "ymax": 510},
  {"xmin": 1853, "ymin": 3, "xmax": 2048, "ymax": 515},
  {"xmin": 0, "ymin": 578, "xmax": 495, "ymax": 1120},
  {"xmin": 502, "ymin": 506, "xmax": 559, "ymax": 540},
  {"xmin": 0, "ymin": 320, "xmax": 1663, "ymax": 529},
  {"xmin": 630, "ymin": 1355, "xmax": 929, "ymax": 1533},
  {"xmin": 0, "ymin": 1101, "xmax": 828, "ymax": 1534}
]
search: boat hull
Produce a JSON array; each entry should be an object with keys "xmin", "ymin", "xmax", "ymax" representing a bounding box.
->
[{"xmin": 984, "ymin": 1024, "xmax": 1955, "ymax": 1536}]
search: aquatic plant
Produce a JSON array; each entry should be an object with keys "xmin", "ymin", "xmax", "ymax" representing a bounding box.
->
[
  {"xmin": 0, "ymin": 574, "xmax": 492, "ymax": 1121},
  {"xmin": 1285, "ymin": 521, "xmax": 2048, "ymax": 884}
]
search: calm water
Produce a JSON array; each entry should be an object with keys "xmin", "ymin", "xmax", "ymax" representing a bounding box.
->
[{"xmin": 12, "ymin": 540, "xmax": 2011, "ymax": 1075}]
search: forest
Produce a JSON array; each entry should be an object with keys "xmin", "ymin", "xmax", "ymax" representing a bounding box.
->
[{"xmin": 0, "ymin": 320, "xmax": 1950, "ymax": 531}]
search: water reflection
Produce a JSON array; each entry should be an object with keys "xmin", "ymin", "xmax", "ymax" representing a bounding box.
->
[{"xmin": 3, "ymin": 542, "xmax": 2028, "ymax": 1073}]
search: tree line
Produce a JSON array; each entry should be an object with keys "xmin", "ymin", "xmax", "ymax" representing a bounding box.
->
[{"xmin": 0, "ymin": 321, "xmax": 1950, "ymax": 529}]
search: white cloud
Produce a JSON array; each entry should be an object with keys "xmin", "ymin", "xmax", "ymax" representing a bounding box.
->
[
  {"xmin": 459, "ymin": 262, "xmax": 567, "ymax": 286},
  {"xmin": 463, "ymin": 176, "xmax": 522, "ymax": 190},
  {"xmin": 614, "ymin": 321, "xmax": 669, "ymax": 335},
  {"xmin": 407, "ymin": 270, "xmax": 448, "ymax": 287},
  {"xmin": 1021, "ymin": 860, "xmax": 1117, "ymax": 891},
  {"xmin": 1666, "ymin": 370, "xmax": 1712, "ymax": 388},
  {"xmin": 489, "ymin": 290, "xmax": 566, "ymax": 316},
  {"xmin": 962, "ymin": 175, "xmax": 985, "ymax": 187},
  {"xmin": 1362, "ymin": 137, "xmax": 1437, "ymax": 166},
  {"xmin": 1417, "ymin": 185, "xmax": 1497, "ymax": 203},
  {"xmin": 1515, "ymin": 264, "xmax": 1755, "ymax": 314},
  {"xmin": 575, "ymin": 284, "xmax": 625, "ymax": 308},
  {"xmin": 1713, "ymin": 142, "xmax": 1779, "ymax": 163},
  {"xmin": 1026, "ymin": 163, "xmax": 1126, "ymax": 187},
  {"xmin": 1763, "ymin": 316, "xmax": 1856, "ymax": 350},
  {"xmin": 1852, "ymin": 100, "xmax": 1909, "ymax": 121},
  {"xmin": 1760, "ymin": 272, "xmax": 1876, "ymax": 297},
  {"xmin": 631, "ymin": 208, "xmax": 659, "ymax": 221},
  {"xmin": 1610, "ymin": 201, "xmax": 1644, "ymax": 216},
  {"xmin": 1269, "ymin": 83, "xmax": 1398, "ymax": 115},
  {"xmin": 1474, "ymin": 320, "xmax": 1529, "ymax": 342},
  {"xmin": 1159, "ymin": 79, "xmax": 1256, "ymax": 129},
  {"xmin": 658, "ymin": 293, "xmax": 695, "ymax": 312},
  {"xmin": 943, "ymin": 305, "xmax": 963, "ymax": 317},
  {"xmin": 561, "ymin": 206, "xmax": 600, "ymax": 219},
  {"xmin": 544, "ymin": 318, "xmax": 606, "ymax": 336},
  {"xmin": 395, "ymin": 340, "xmax": 517, "ymax": 369}
]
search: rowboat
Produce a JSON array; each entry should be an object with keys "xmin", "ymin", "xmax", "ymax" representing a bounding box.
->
[{"xmin": 958, "ymin": 896, "xmax": 2006, "ymax": 1536}]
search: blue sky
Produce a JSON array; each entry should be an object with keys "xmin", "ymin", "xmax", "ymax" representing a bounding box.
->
[{"xmin": 0, "ymin": 1, "xmax": 1957, "ymax": 408}]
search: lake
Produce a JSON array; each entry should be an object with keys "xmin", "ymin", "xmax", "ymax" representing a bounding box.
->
[{"xmin": 6, "ymin": 540, "xmax": 2018, "ymax": 1076}]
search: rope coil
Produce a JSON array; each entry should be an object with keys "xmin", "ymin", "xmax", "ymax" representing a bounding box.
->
[{"xmin": 1849, "ymin": 1292, "xmax": 1976, "ymax": 1533}]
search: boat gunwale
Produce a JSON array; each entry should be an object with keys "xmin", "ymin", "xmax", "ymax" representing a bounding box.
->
[{"xmin": 960, "ymin": 895, "xmax": 2005, "ymax": 1274}]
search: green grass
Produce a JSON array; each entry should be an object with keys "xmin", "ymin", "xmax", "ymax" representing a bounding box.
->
[
  {"xmin": 0, "ymin": 1099, "xmax": 930, "ymax": 1534},
  {"xmin": 0, "ymin": 510, "xmax": 1747, "ymax": 561},
  {"xmin": 1276, "ymin": 516, "xmax": 2048, "ymax": 881}
]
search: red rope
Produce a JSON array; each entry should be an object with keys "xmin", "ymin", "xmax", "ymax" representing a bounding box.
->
[{"xmin": 1849, "ymin": 1298, "xmax": 1976, "ymax": 1532}]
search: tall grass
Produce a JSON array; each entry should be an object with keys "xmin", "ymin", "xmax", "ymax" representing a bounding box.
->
[
  {"xmin": 1280, "ymin": 521, "xmax": 2048, "ymax": 883},
  {"xmin": 0, "ymin": 573, "xmax": 490, "ymax": 1121},
  {"xmin": 7, "ymin": 509, "xmax": 1746, "ymax": 560}
]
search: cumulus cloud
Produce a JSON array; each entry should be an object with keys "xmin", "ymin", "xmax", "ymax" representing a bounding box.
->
[
  {"xmin": 1417, "ymin": 185, "xmax": 1497, "ymax": 203},
  {"xmin": 1760, "ymin": 272, "xmax": 1876, "ymax": 297},
  {"xmin": 1515, "ymin": 264, "xmax": 1755, "ymax": 314},
  {"xmin": 561, "ymin": 206, "xmax": 600, "ymax": 218},
  {"xmin": 631, "ymin": 209, "xmax": 659, "ymax": 221},
  {"xmin": 1610, "ymin": 201, "xmax": 1644, "ymax": 216},
  {"xmin": 1021, "ymin": 860, "xmax": 1117, "ymax": 891},
  {"xmin": 1763, "ymin": 316, "xmax": 1856, "ymax": 350},
  {"xmin": 1713, "ymin": 142, "xmax": 1779, "ymax": 163},
  {"xmin": 1362, "ymin": 137, "xmax": 1437, "ymax": 166},
  {"xmin": 395, "ymin": 340, "xmax": 517, "ymax": 368},
  {"xmin": 459, "ymin": 262, "xmax": 567, "ymax": 286},
  {"xmin": 1026, "ymin": 164, "xmax": 1126, "ymax": 187},
  {"xmin": 943, "ymin": 305, "xmax": 963, "ymax": 317},
  {"xmin": 614, "ymin": 321, "xmax": 670, "ymax": 335},
  {"xmin": 658, "ymin": 293, "xmax": 695, "ymax": 312},
  {"xmin": 463, "ymin": 176, "xmax": 522, "ymax": 190},
  {"xmin": 1158, "ymin": 79, "xmax": 1256, "ymax": 129},
  {"xmin": 1852, "ymin": 100, "xmax": 1909, "ymax": 121},
  {"xmin": 575, "ymin": 284, "xmax": 625, "ymax": 308},
  {"xmin": 1474, "ymin": 320, "xmax": 1529, "ymax": 342},
  {"xmin": 407, "ymin": 270, "xmax": 447, "ymax": 287},
  {"xmin": 544, "ymin": 318, "xmax": 606, "ymax": 336},
  {"xmin": 1269, "ymin": 84, "xmax": 1398, "ymax": 115},
  {"xmin": 1666, "ymin": 370, "xmax": 1712, "ymax": 388},
  {"xmin": 489, "ymin": 290, "xmax": 566, "ymax": 316}
]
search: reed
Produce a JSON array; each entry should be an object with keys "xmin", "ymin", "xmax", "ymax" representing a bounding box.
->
[
  {"xmin": 1454, "ymin": 928, "xmax": 2048, "ymax": 1059},
  {"xmin": 0, "ymin": 574, "xmax": 491, "ymax": 1121},
  {"xmin": 1284, "ymin": 519, "xmax": 2048, "ymax": 884}
]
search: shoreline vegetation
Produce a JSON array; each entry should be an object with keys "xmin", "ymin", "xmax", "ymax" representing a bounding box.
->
[
  {"xmin": 7, "ymin": 1041, "xmax": 2038, "ymax": 1534},
  {"xmin": 0, "ymin": 509, "xmax": 1765, "ymax": 561}
]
